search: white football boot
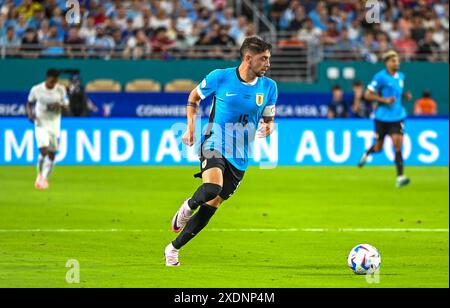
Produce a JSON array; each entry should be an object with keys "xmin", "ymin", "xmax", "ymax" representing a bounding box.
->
[
  {"xmin": 396, "ymin": 175, "xmax": 411, "ymax": 188},
  {"xmin": 171, "ymin": 199, "xmax": 194, "ymax": 233},
  {"xmin": 164, "ymin": 244, "xmax": 180, "ymax": 267}
]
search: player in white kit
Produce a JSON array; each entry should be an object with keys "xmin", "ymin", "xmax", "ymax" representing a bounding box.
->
[{"xmin": 26, "ymin": 69, "xmax": 69, "ymax": 190}]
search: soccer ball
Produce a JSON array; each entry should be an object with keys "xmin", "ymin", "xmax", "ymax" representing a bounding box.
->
[{"xmin": 348, "ymin": 244, "xmax": 381, "ymax": 275}]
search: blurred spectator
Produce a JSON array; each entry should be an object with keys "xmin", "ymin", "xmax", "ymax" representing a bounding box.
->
[
  {"xmin": 87, "ymin": 26, "xmax": 115, "ymax": 59},
  {"xmin": 414, "ymin": 90, "xmax": 438, "ymax": 116},
  {"xmin": 65, "ymin": 26, "xmax": 85, "ymax": 59},
  {"xmin": 0, "ymin": 13, "xmax": 6, "ymax": 38},
  {"xmin": 124, "ymin": 28, "xmax": 151, "ymax": 59},
  {"xmin": 112, "ymin": 28, "xmax": 127, "ymax": 55},
  {"xmin": 411, "ymin": 13, "xmax": 426, "ymax": 42},
  {"xmin": 360, "ymin": 32, "xmax": 379, "ymax": 62},
  {"xmin": 298, "ymin": 17, "xmax": 322, "ymax": 46},
  {"xmin": 220, "ymin": 7, "xmax": 237, "ymax": 29},
  {"xmin": 210, "ymin": 25, "xmax": 236, "ymax": 48},
  {"xmin": 0, "ymin": 26, "xmax": 21, "ymax": 51},
  {"xmin": 150, "ymin": 9, "xmax": 171, "ymax": 30},
  {"xmin": 16, "ymin": 0, "xmax": 42, "ymax": 21},
  {"xmin": 328, "ymin": 85, "xmax": 349, "ymax": 119},
  {"xmin": 94, "ymin": 5, "xmax": 107, "ymax": 26},
  {"xmin": 0, "ymin": 0, "xmax": 447, "ymax": 62},
  {"xmin": 114, "ymin": 5, "xmax": 130, "ymax": 31},
  {"xmin": 394, "ymin": 31, "xmax": 418, "ymax": 60},
  {"xmin": 151, "ymin": 27, "xmax": 175, "ymax": 57},
  {"xmin": 27, "ymin": 7, "xmax": 45, "ymax": 30},
  {"xmin": 417, "ymin": 30, "xmax": 441, "ymax": 61},
  {"xmin": 176, "ymin": 9, "xmax": 194, "ymax": 36},
  {"xmin": 308, "ymin": 0, "xmax": 328, "ymax": 31},
  {"xmin": 20, "ymin": 27, "xmax": 40, "ymax": 58},
  {"xmin": 376, "ymin": 32, "xmax": 393, "ymax": 58},
  {"xmin": 321, "ymin": 20, "xmax": 339, "ymax": 58},
  {"xmin": 79, "ymin": 16, "xmax": 97, "ymax": 41},
  {"xmin": 279, "ymin": 0, "xmax": 301, "ymax": 30},
  {"xmin": 41, "ymin": 25, "xmax": 64, "ymax": 56},
  {"xmin": 287, "ymin": 5, "xmax": 306, "ymax": 32},
  {"xmin": 270, "ymin": 0, "xmax": 289, "ymax": 29},
  {"xmin": 229, "ymin": 15, "xmax": 248, "ymax": 46},
  {"xmin": 334, "ymin": 28, "xmax": 359, "ymax": 60},
  {"xmin": 352, "ymin": 81, "xmax": 373, "ymax": 118}
]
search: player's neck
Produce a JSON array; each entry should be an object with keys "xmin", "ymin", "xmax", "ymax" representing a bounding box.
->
[
  {"xmin": 238, "ymin": 65, "xmax": 257, "ymax": 84},
  {"xmin": 386, "ymin": 68, "xmax": 397, "ymax": 76}
]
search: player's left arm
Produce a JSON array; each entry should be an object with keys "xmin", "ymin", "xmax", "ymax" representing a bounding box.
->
[
  {"xmin": 258, "ymin": 83, "xmax": 278, "ymax": 138},
  {"xmin": 402, "ymin": 74, "xmax": 413, "ymax": 101},
  {"xmin": 48, "ymin": 86, "xmax": 70, "ymax": 113}
]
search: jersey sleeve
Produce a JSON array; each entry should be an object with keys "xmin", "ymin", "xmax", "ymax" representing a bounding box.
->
[
  {"xmin": 266, "ymin": 81, "xmax": 278, "ymax": 106},
  {"xmin": 367, "ymin": 73, "xmax": 383, "ymax": 93},
  {"xmin": 28, "ymin": 86, "xmax": 37, "ymax": 103},
  {"xmin": 196, "ymin": 69, "xmax": 221, "ymax": 100},
  {"xmin": 262, "ymin": 80, "xmax": 278, "ymax": 117}
]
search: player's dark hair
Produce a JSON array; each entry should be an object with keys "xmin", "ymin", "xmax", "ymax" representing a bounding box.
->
[
  {"xmin": 46, "ymin": 69, "xmax": 60, "ymax": 79},
  {"xmin": 423, "ymin": 90, "xmax": 431, "ymax": 98},
  {"xmin": 240, "ymin": 36, "xmax": 272, "ymax": 59},
  {"xmin": 332, "ymin": 85, "xmax": 342, "ymax": 91},
  {"xmin": 353, "ymin": 81, "xmax": 363, "ymax": 87}
]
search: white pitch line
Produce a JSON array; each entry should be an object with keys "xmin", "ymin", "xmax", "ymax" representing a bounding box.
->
[
  {"xmin": 339, "ymin": 228, "xmax": 450, "ymax": 233},
  {"xmin": 0, "ymin": 228, "xmax": 447, "ymax": 233}
]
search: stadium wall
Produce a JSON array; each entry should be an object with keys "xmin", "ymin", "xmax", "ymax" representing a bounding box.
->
[
  {"xmin": 0, "ymin": 60, "xmax": 448, "ymax": 115},
  {"xmin": 0, "ymin": 118, "xmax": 448, "ymax": 166}
]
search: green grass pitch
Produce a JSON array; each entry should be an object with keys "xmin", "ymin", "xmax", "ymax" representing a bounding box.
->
[{"xmin": 0, "ymin": 166, "xmax": 448, "ymax": 288}]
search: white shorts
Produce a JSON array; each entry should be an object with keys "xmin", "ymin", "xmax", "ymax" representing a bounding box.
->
[{"xmin": 35, "ymin": 122, "xmax": 60, "ymax": 152}]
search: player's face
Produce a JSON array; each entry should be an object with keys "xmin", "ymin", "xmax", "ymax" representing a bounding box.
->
[
  {"xmin": 386, "ymin": 56, "xmax": 400, "ymax": 72},
  {"xmin": 45, "ymin": 77, "xmax": 58, "ymax": 89},
  {"xmin": 249, "ymin": 50, "xmax": 271, "ymax": 77}
]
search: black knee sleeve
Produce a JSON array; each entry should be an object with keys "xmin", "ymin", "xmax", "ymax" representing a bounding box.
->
[{"xmin": 188, "ymin": 183, "xmax": 222, "ymax": 210}]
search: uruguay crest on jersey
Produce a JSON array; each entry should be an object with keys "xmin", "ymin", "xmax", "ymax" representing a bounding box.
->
[{"xmin": 256, "ymin": 94, "xmax": 264, "ymax": 106}]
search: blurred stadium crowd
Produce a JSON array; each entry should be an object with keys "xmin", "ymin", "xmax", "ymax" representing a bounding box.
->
[{"xmin": 0, "ymin": 0, "xmax": 448, "ymax": 61}]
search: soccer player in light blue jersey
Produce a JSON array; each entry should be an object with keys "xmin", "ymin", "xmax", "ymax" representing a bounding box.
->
[
  {"xmin": 165, "ymin": 37, "xmax": 278, "ymax": 266},
  {"xmin": 358, "ymin": 50, "xmax": 413, "ymax": 188}
]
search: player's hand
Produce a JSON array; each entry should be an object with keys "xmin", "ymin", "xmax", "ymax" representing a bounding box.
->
[
  {"xmin": 182, "ymin": 129, "xmax": 196, "ymax": 146},
  {"xmin": 257, "ymin": 121, "xmax": 275, "ymax": 138},
  {"xmin": 404, "ymin": 92, "xmax": 413, "ymax": 101},
  {"xmin": 27, "ymin": 114, "xmax": 36, "ymax": 124},
  {"xmin": 383, "ymin": 97, "xmax": 395, "ymax": 104},
  {"xmin": 47, "ymin": 103, "xmax": 62, "ymax": 112}
]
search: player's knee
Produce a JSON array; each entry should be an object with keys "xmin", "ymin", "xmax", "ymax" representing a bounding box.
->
[
  {"xmin": 207, "ymin": 197, "xmax": 223, "ymax": 208},
  {"xmin": 201, "ymin": 183, "xmax": 223, "ymax": 201},
  {"xmin": 374, "ymin": 144, "xmax": 383, "ymax": 153},
  {"xmin": 48, "ymin": 152, "xmax": 56, "ymax": 161},
  {"xmin": 40, "ymin": 148, "xmax": 49, "ymax": 156}
]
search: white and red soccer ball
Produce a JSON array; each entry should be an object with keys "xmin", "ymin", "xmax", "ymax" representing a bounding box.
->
[{"xmin": 348, "ymin": 244, "xmax": 381, "ymax": 275}]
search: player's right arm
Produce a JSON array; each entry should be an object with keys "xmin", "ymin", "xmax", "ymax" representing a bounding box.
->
[
  {"xmin": 182, "ymin": 89, "xmax": 202, "ymax": 146},
  {"xmin": 26, "ymin": 86, "xmax": 37, "ymax": 123},
  {"xmin": 364, "ymin": 73, "xmax": 395, "ymax": 105},
  {"xmin": 182, "ymin": 70, "xmax": 220, "ymax": 147}
]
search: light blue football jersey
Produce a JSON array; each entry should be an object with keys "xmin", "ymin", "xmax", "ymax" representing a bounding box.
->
[
  {"xmin": 197, "ymin": 67, "xmax": 278, "ymax": 171},
  {"xmin": 367, "ymin": 69, "xmax": 407, "ymax": 122}
]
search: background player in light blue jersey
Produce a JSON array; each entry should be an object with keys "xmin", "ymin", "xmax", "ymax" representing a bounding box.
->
[
  {"xmin": 358, "ymin": 50, "xmax": 413, "ymax": 188},
  {"xmin": 164, "ymin": 37, "xmax": 278, "ymax": 266}
]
